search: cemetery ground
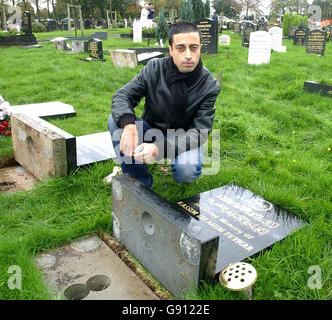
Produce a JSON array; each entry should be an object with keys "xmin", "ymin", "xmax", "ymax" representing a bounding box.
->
[{"xmin": 0, "ymin": 30, "xmax": 331, "ymax": 300}]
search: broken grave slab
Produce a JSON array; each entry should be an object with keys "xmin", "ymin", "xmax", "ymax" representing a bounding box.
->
[
  {"xmin": 10, "ymin": 113, "xmax": 76, "ymax": 180},
  {"xmin": 111, "ymin": 175, "xmax": 307, "ymax": 297},
  {"xmin": 111, "ymin": 174, "xmax": 219, "ymax": 298},
  {"xmin": 76, "ymin": 131, "xmax": 116, "ymax": 166},
  {"xmin": 9, "ymin": 101, "xmax": 116, "ymax": 180},
  {"xmin": 7, "ymin": 101, "xmax": 76, "ymax": 120},
  {"xmin": 109, "ymin": 49, "xmax": 139, "ymax": 68},
  {"xmin": 35, "ymin": 234, "xmax": 159, "ymax": 300}
]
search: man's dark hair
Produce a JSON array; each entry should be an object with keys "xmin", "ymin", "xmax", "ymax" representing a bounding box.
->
[{"xmin": 168, "ymin": 21, "xmax": 202, "ymax": 47}]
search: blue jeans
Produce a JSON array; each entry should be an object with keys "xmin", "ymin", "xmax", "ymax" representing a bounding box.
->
[{"xmin": 108, "ymin": 115, "xmax": 203, "ymax": 187}]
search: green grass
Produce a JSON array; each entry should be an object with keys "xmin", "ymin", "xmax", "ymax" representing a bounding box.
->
[{"xmin": 0, "ymin": 31, "xmax": 331, "ymax": 300}]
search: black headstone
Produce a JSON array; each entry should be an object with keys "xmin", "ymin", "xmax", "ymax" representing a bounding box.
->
[
  {"xmin": 304, "ymin": 81, "xmax": 332, "ymax": 98},
  {"xmin": 22, "ymin": 11, "xmax": 32, "ymax": 34},
  {"xmin": 174, "ymin": 184, "xmax": 307, "ymax": 272},
  {"xmin": 195, "ymin": 19, "xmax": 218, "ymax": 54},
  {"xmin": 293, "ymin": 28, "xmax": 308, "ymax": 46},
  {"xmin": 233, "ymin": 22, "xmax": 241, "ymax": 34},
  {"xmin": 84, "ymin": 19, "xmax": 91, "ymax": 29},
  {"xmin": 288, "ymin": 26, "xmax": 298, "ymax": 39},
  {"xmin": 242, "ymin": 23, "xmax": 255, "ymax": 47},
  {"xmin": 87, "ymin": 38, "xmax": 104, "ymax": 60},
  {"xmin": 306, "ymin": 29, "xmax": 327, "ymax": 56}
]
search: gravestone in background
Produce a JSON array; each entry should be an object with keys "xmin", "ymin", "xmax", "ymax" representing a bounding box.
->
[
  {"xmin": 306, "ymin": 29, "xmax": 327, "ymax": 56},
  {"xmin": 111, "ymin": 175, "xmax": 307, "ymax": 297},
  {"xmin": 219, "ymin": 34, "xmax": 230, "ymax": 46},
  {"xmin": 257, "ymin": 23, "xmax": 267, "ymax": 31},
  {"xmin": 91, "ymin": 32, "xmax": 107, "ymax": 40},
  {"xmin": 248, "ymin": 31, "xmax": 272, "ymax": 65},
  {"xmin": 293, "ymin": 28, "xmax": 308, "ymax": 46},
  {"xmin": 85, "ymin": 38, "xmax": 105, "ymax": 60},
  {"xmin": 55, "ymin": 40, "xmax": 68, "ymax": 50},
  {"xmin": 288, "ymin": 26, "xmax": 298, "ymax": 39},
  {"xmin": 195, "ymin": 19, "xmax": 218, "ymax": 54},
  {"xmin": 233, "ymin": 22, "xmax": 241, "ymax": 34},
  {"xmin": 84, "ymin": 19, "xmax": 91, "ymax": 29},
  {"xmin": 242, "ymin": 23, "xmax": 255, "ymax": 47},
  {"xmin": 269, "ymin": 26, "xmax": 285, "ymax": 52},
  {"xmin": 22, "ymin": 11, "xmax": 32, "ymax": 34},
  {"xmin": 133, "ymin": 20, "xmax": 142, "ymax": 43},
  {"xmin": 72, "ymin": 40, "xmax": 85, "ymax": 53},
  {"xmin": 228, "ymin": 21, "xmax": 234, "ymax": 31}
]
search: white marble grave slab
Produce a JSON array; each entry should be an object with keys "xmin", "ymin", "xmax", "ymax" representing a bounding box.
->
[
  {"xmin": 137, "ymin": 51, "xmax": 164, "ymax": 63},
  {"xmin": 76, "ymin": 131, "xmax": 116, "ymax": 166}
]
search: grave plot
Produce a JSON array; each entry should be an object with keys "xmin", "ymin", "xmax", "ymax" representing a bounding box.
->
[
  {"xmin": 9, "ymin": 101, "xmax": 115, "ymax": 181},
  {"xmin": 111, "ymin": 175, "xmax": 307, "ymax": 298},
  {"xmin": 35, "ymin": 234, "xmax": 161, "ymax": 300}
]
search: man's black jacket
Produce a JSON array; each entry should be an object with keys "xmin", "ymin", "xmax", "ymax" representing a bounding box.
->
[{"xmin": 111, "ymin": 57, "xmax": 220, "ymax": 160}]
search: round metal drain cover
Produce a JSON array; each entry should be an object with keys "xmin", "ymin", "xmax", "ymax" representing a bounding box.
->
[
  {"xmin": 64, "ymin": 283, "xmax": 89, "ymax": 300},
  {"xmin": 86, "ymin": 275, "xmax": 111, "ymax": 291}
]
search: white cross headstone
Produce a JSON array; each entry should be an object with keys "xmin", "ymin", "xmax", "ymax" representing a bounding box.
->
[
  {"xmin": 268, "ymin": 27, "xmax": 286, "ymax": 52},
  {"xmin": 248, "ymin": 31, "xmax": 272, "ymax": 65},
  {"xmin": 124, "ymin": 19, "xmax": 128, "ymax": 28},
  {"xmin": 133, "ymin": 20, "xmax": 142, "ymax": 43},
  {"xmin": 219, "ymin": 34, "xmax": 230, "ymax": 46}
]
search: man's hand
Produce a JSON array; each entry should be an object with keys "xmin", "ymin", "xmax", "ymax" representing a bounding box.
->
[
  {"xmin": 133, "ymin": 143, "xmax": 158, "ymax": 164},
  {"xmin": 120, "ymin": 124, "xmax": 138, "ymax": 157}
]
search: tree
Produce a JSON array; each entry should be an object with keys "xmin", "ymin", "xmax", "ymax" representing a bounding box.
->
[
  {"xmin": 180, "ymin": 0, "xmax": 194, "ymax": 22},
  {"xmin": 155, "ymin": 7, "xmax": 168, "ymax": 45},
  {"xmin": 212, "ymin": 0, "xmax": 242, "ymax": 19},
  {"xmin": 205, "ymin": 0, "xmax": 211, "ymax": 18},
  {"xmin": 239, "ymin": 0, "xmax": 263, "ymax": 16},
  {"xmin": 192, "ymin": 0, "xmax": 205, "ymax": 20}
]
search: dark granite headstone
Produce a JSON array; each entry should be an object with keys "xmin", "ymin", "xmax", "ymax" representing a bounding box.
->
[
  {"xmin": 173, "ymin": 184, "xmax": 307, "ymax": 273},
  {"xmin": 306, "ymin": 29, "xmax": 327, "ymax": 56},
  {"xmin": 195, "ymin": 19, "xmax": 218, "ymax": 54},
  {"xmin": 84, "ymin": 19, "xmax": 91, "ymax": 29},
  {"xmin": 288, "ymin": 26, "xmax": 298, "ymax": 39},
  {"xmin": 293, "ymin": 28, "xmax": 308, "ymax": 46},
  {"xmin": 233, "ymin": 22, "xmax": 241, "ymax": 34},
  {"xmin": 111, "ymin": 174, "xmax": 219, "ymax": 298},
  {"xmin": 91, "ymin": 31, "xmax": 107, "ymax": 40},
  {"xmin": 111, "ymin": 176, "xmax": 307, "ymax": 297},
  {"xmin": 242, "ymin": 23, "xmax": 255, "ymax": 47},
  {"xmin": 81, "ymin": 38, "xmax": 105, "ymax": 61},
  {"xmin": 304, "ymin": 81, "xmax": 332, "ymax": 97},
  {"xmin": 22, "ymin": 11, "xmax": 32, "ymax": 34},
  {"xmin": 228, "ymin": 21, "xmax": 234, "ymax": 31}
]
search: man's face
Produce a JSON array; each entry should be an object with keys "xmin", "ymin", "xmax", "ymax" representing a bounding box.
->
[{"xmin": 169, "ymin": 32, "xmax": 201, "ymax": 73}]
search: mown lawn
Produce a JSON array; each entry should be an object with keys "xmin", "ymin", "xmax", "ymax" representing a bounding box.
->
[{"xmin": 0, "ymin": 30, "xmax": 331, "ymax": 300}]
